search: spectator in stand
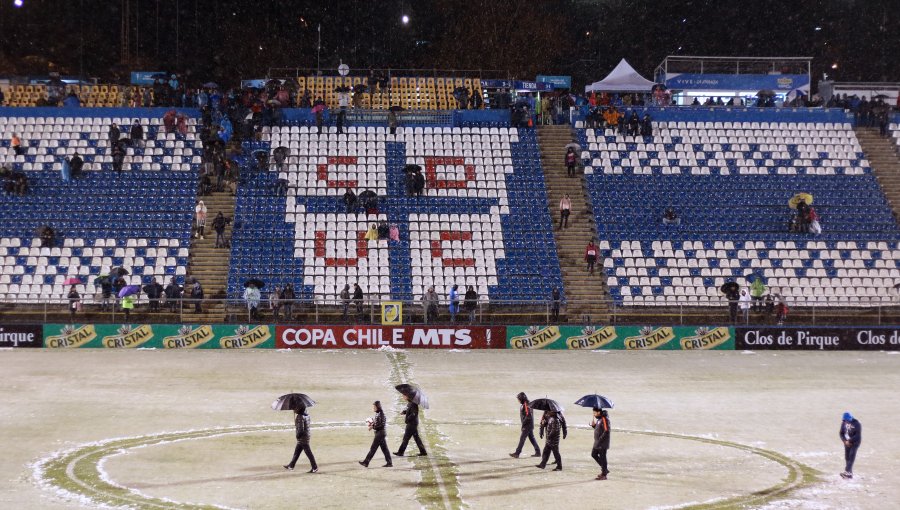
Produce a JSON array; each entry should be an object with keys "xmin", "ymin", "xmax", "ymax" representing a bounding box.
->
[
  {"xmin": 353, "ymin": 283, "xmax": 365, "ymax": 321},
  {"xmin": 70, "ymin": 152, "xmax": 83, "ymax": 178},
  {"xmin": 662, "ymin": 207, "xmax": 680, "ymax": 225},
  {"xmin": 551, "ymin": 288, "xmax": 560, "ymax": 321},
  {"xmin": 130, "ymin": 120, "xmax": 144, "ymax": 148},
  {"xmin": 340, "ymin": 284, "xmax": 351, "ymax": 321},
  {"xmin": 212, "ymin": 212, "xmax": 229, "ymax": 248},
  {"xmin": 725, "ymin": 285, "xmax": 740, "ymax": 323},
  {"xmin": 281, "ymin": 284, "xmax": 295, "ymax": 321},
  {"xmin": 40, "ymin": 225, "xmax": 55, "ymax": 248},
  {"xmin": 121, "ymin": 294, "xmax": 135, "ymax": 320},
  {"xmin": 343, "ymin": 188, "xmax": 358, "ymax": 214},
  {"xmin": 471, "ymin": 89, "xmax": 483, "ymax": 109},
  {"xmin": 164, "ymin": 277, "xmax": 182, "ymax": 313},
  {"xmin": 191, "ymin": 278, "xmax": 204, "ymax": 313},
  {"xmin": 796, "ymin": 199, "xmax": 811, "ymax": 233},
  {"xmin": 388, "ymin": 109, "xmax": 398, "ymax": 135},
  {"xmin": 108, "ymin": 122, "xmax": 120, "ymax": 148},
  {"xmin": 464, "ymin": 285, "xmax": 478, "ymax": 324},
  {"xmin": 627, "ymin": 111, "xmax": 640, "ymax": 137},
  {"xmin": 336, "ymin": 107, "xmax": 346, "ymax": 135},
  {"xmin": 739, "ymin": 288, "xmax": 751, "ymax": 323},
  {"xmin": 448, "ymin": 284, "xmax": 460, "ymax": 323},
  {"xmin": 808, "ymin": 207, "xmax": 821, "ymax": 235},
  {"xmin": 565, "ymin": 147, "xmax": 577, "ymax": 177},
  {"xmin": 144, "ymin": 277, "xmax": 163, "ymax": 312},
  {"xmin": 750, "ymin": 277, "xmax": 766, "ymax": 313},
  {"xmin": 97, "ymin": 274, "xmax": 113, "ymax": 312},
  {"xmin": 63, "ymin": 92, "xmax": 80, "ymax": 108},
  {"xmin": 559, "ymin": 194, "xmax": 571, "ymax": 229},
  {"xmin": 274, "ymin": 178, "xmax": 288, "ymax": 197},
  {"xmin": 244, "ymin": 284, "xmax": 261, "ymax": 321},
  {"xmin": 423, "ymin": 286, "xmax": 439, "ymax": 323},
  {"xmin": 413, "ymin": 169, "xmax": 425, "ymax": 197},
  {"xmin": 603, "ymin": 107, "xmax": 619, "ymax": 133},
  {"xmin": 640, "ymin": 114, "xmax": 653, "ymax": 136},
  {"xmin": 775, "ymin": 295, "xmax": 788, "ymax": 325},
  {"xmin": 377, "ymin": 220, "xmax": 390, "ymax": 240},
  {"xmin": 585, "ymin": 240, "xmax": 598, "ymax": 275},
  {"xmin": 11, "ymin": 133, "xmax": 24, "ymax": 156},
  {"xmin": 111, "ymin": 145, "xmax": 125, "ymax": 173},
  {"xmin": 194, "ymin": 200, "xmax": 207, "ymax": 239},
  {"xmin": 270, "ymin": 286, "xmax": 282, "ymax": 322},
  {"xmin": 68, "ymin": 285, "xmax": 80, "ymax": 321},
  {"xmin": 764, "ymin": 292, "xmax": 775, "ymax": 319}
]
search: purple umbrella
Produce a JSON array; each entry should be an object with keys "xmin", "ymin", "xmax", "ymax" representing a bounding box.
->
[{"xmin": 118, "ymin": 285, "xmax": 141, "ymax": 298}]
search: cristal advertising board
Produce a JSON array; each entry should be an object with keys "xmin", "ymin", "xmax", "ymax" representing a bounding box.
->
[
  {"xmin": 507, "ymin": 325, "xmax": 734, "ymax": 350},
  {"xmin": 0, "ymin": 325, "xmax": 43, "ymax": 348},
  {"xmin": 43, "ymin": 324, "xmax": 275, "ymax": 349},
  {"xmin": 735, "ymin": 327, "xmax": 900, "ymax": 351},
  {"xmin": 664, "ymin": 73, "xmax": 809, "ymax": 91},
  {"xmin": 276, "ymin": 325, "xmax": 506, "ymax": 349}
]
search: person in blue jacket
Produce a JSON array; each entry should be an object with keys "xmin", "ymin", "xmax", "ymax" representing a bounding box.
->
[
  {"xmin": 448, "ymin": 284, "xmax": 460, "ymax": 323},
  {"xmin": 839, "ymin": 412, "xmax": 862, "ymax": 479}
]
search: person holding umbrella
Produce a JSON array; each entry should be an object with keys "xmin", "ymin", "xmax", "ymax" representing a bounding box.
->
[
  {"xmin": 394, "ymin": 385, "xmax": 428, "ymax": 457},
  {"xmin": 284, "ymin": 405, "xmax": 318, "ymax": 473},
  {"xmin": 360, "ymin": 401, "xmax": 392, "ymax": 468},
  {"xmin": 591, "ymin": 408, "xmax": 611, "ymax": 480},
  {"xmin": 537, "ymin": 410, "xmax": 564, "ymax": 471},
  {"xmin": 67, "ymin": 285, "xmax": 80, "ymax": 321},
  {"xmin": 509, "ymin": 392, "xmax": 540, "ymax": 459},
  {"xmin": 122, "ymin": 294, "xmax": 135, "ymax": 320}
]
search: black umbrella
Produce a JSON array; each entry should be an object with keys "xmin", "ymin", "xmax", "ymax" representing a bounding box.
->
[
  {"xmin": 271, "ymin": 393, "xmax": 316, "ymax": 411},
  {"xmin": 244, "ymin": 278, "xmax": 265, "ymax": 289},
  {"xmin": 575, "ymin": 394, "xmax": 615, "ymax": 409},
  {"xmin": 403, "ymin": 164, "xmax": 422, "ymax": 174},
  {"xmin": 389, "ymin": 105, "xmax": 405, "ymax": 112},
  {"xmin": 113, "ymin": 266, "xmax": 130, "ymax": 277},
  {"xmin": 757, "ymin": 89, "xmax": 776, "ymax": 97},
  {"xmin": 529, "ymin": 398, "xmax": 564, "ymax": 412},
  {"xmin": 719, "ymin": 281, "xmax": 740, "ymax": 295},
  {"xmin": 873, "ymin": 94, "xmax": 889, "ymax": 100},
  {"xmin": 395, "ymin": 383, "xmax": 430, "ymax": 409}
]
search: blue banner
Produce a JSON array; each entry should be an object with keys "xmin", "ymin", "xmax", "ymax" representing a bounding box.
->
[
  {"xmin": 480, "ymin": 80, "xmax": 554, "ymax": 92},
  {"xmin": 130, "ymin": 71, "xmax": 166, "ymax": 86},
  {"xmin": 537, "ymin": 75, "xmax": 572, "ymax": 90},
  {"xmin": 665, "ymin": 73, "xmax": 809, "ymax": 91}
]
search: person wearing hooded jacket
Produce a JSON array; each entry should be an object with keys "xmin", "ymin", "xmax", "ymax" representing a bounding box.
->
[
  {"xmin": 536, "ymin": 410, "xmax": 564, "ymax": 471},
  {"xmin": 360, "ymin": 401, "xmax": 392, "ymax": 467},
  {"xmin": 591, "ymin": 408, "xmax": 611, "ymax": 480},
  {"xmin": 510, "ymin": 392, "xmax": 540, "ymax": 458},
  {"xmin": 284, "ymin": 406, "xmax": 318, "ymax": 473},
  {"xmin": 394, "ymin": 394, "xmax": 427, "ymax": 457},
  {"xmin": 839, "ymin": 412, "xmax": 862, "ymax": 479}
]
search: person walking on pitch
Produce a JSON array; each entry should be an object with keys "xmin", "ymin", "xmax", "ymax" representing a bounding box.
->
[
  {"xmin": 360, "ymin": 401, "xmax": 392, "ymax": 467},
  {"xmin": 536, "ymin": 410, "xmax": 564, "ymax": 471},
  {"xmin": 284, "ymin": 406, "xmax": 318, "ymax": 473},
  {"xmin": 395, "ymin": 394, "xmax": 427, "ymax": 457},
  {"xmin": 510, "ymin": 392, "xmax": 540, "ymax": 458},
  {"xmin": 591, "ymin": 407, "xmax": 611, "ymax": 480},
  {"xmin": 839, "ymin": 412, "xmax": 862, "ymax": 479}
]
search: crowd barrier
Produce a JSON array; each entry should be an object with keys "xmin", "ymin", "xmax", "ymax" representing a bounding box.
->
[{"xmin": 2, "ymin": 324, "xmax": 899, "ymax": 350}]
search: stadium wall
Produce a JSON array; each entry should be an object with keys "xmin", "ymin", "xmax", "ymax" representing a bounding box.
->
[
  {"xmin": 3, "ymin": 324, "xmax": 899, "ymax": 350},
  {"xmin": 0, "ymin": 107, "xmax": 201, "ymax": 118}
]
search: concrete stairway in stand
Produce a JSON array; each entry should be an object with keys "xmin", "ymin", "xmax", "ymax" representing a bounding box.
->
[
  {"xmin": 537, "ymin": 124, "xmax": 609, "ymax": 323},
  {"xmin": 856, "ymin": 127, "xmax": 900, "ymax": 221},
  {"xmin": 182, "ymin": 191, "xmax": 236, "ymax": 323}
]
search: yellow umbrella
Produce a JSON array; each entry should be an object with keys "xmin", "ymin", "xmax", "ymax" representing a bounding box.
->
[{"xmin": 788, "ymin": 193, "xmax": 813, "ymax": 209}]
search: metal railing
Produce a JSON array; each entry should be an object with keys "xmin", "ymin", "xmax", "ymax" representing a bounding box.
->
[{"xmin": 1, "ymin": 296, "xmax": 898, "ymax": 326}]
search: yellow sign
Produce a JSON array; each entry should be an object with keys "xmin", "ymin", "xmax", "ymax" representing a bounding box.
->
[{"xmin": 381, "ymin": 302, "xmax": 403, "ymax": 325}]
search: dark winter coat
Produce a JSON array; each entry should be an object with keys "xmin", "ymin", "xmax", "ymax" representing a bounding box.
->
[
  {"xmin": 540, "ymin": 415, "xmax": 561, "ymax": 448},
  {"xmin": 464, "ymin": 289, "xmax": 478, "ymax": 311},
  {"xmin": 164, "ymin": 283, "xmax": 182, "ymax": 299},
  {"xmin": 143, "ymin": 282, "xmax": 163, "ymax": 299},
  {"xmin": 109, "ymin": 125, "xmax": 120, "ymax": 144},
  {"xmin": 402, "ymin": 402, "xmax": 419, "ymax": 426},
  {"xmin": 295, "ymin": 411, "xmax": 311, "ymax": 444},
  {"xmin": 519, "ymin": 401, "xmax": 534, "ymax": 430},
  {"xmin": 371, "ymin": 409, "xmax": 387, "ymax": 438},
  {"xmin": 593, "ymin": 412, "xmax": 610, "ymax": 449},
  {"xmin": 840, "ymin": 418, "xmax": 862, "ymax": 446},
  {"xmin": 130, "ymin": 123, "xmax": 144, "ymax": 141}
]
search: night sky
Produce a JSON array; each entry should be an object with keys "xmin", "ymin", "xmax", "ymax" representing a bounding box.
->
[{"xmin": 0, "ymin": 0, "xmax": 897, "ymax": 89}]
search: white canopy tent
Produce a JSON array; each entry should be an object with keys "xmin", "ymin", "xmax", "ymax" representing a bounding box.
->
[{"xmin": 584, "ymin": 59, "xmax": 655, "ymax": 93}]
